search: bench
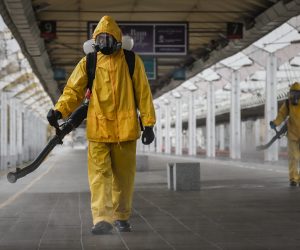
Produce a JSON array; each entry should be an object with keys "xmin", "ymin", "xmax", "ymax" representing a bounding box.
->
[{"xmin": 167, "ymin": 162, "xmax": 200, "ymax": 191}]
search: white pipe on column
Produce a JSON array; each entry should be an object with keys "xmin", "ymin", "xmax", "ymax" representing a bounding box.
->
[
  {"xmin": 165, "ymin": 102, "xmax": 171, "ymax": 154},
  {"xmin": 241, "ymin": 121, "xmax": 246, "ymax": 153},
  {"xmin": 155, "ymin": 105, "xmax": 162, "ymax": 153},
  {"xmin": 175, "ymin": 97, "xmax": 182, "ymax": 155},
  {"xmin": 0, "ymin": 91, "xmax": 8, "ymax": 169},
  {"xmin": 265, "ymin": 53, "xmax": 278, "ymax": 161},
  {"xmin": 16, "ymin": 101, "xmax": 23, "ymax": 165},
  {"xmin": 206, "ymin": 82, "xmax": 215, "ymax": 157},
  {"xmin": 23, "ymin": 110, "xmax": 29, "ymax": 162},
  {"xmin": 188, "ymin": 91, "xmax": 196, "ymax": 155},
  {"xmin": 254, "ymin": 119, "xmax": 260, "ymax": 147},
  {"xmin": 9, "ymin": 98, "xmax": 17, "ymax": 167},
  {"xmin": 219, "ymin": 124, "xmax": 225, "ymax": 151},
  {"xmin": 230, "ymin": 71, "xmax": 241, "ymax": 159}
]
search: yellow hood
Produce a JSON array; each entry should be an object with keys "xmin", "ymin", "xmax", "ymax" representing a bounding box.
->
[
  {"xmin": 92, "ymin": 15, "xmax": 122, "ymax": 42},
  {"xmin": 290, "ymin": 82, "xmax": 300, "ymax": 91}
]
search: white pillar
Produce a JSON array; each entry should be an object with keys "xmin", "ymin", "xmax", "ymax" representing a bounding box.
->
[
  {"xmin": 206, "ymin": 82, "xmax": 215, "ymax": 157},
  {"xmin": 254, "ymin": 119, "xmax": 260, "ymax": 147},
  {"xmin": 265, "ymin": 53, "xmax": 278, "ymax": 161},
  {"xmin": 9, "ymin": 98, "xmax": 17, "ymax": 167},
  {"xmin": 188, "ymin": 91, "xmax": 196, "ymax": 155},
  {"xmin": 230, "ymin": 71, "xmax": 241, "ymax": 159},
  {"xmin": 16, "ymin": 102, "xmax": 23, "ymax": 165},
  {"xmin": 175, "ymin": 97, "xmax": 182, "ymax": 155},
  {"xmin": 0, "ymin": 91, "xmax": 8, "ymax": 169},
  {"xmin": 164, "ymin": 103, "xmax": 171, "ymax": 154},
  {"xmin": 219, "ymin": 124, "xmax": 225, "ymax": 151},
  {"xmin": 155, "ymin": 106, "xmax": 162, "ymax": 153},
  {"xmin": 23, "ymin": 110, "xmax": 30, "ymax": 162},
  {"xmin": 241, "ymin": 121, "xmax": 246, "ymax": 153}
]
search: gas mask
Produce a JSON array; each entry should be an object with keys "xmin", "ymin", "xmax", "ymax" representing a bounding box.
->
[
  {"xmin": 95, "ymin": 33, "xmax": 121, "ymax": 55},
  {"xmin": 289, "ymin": 90, "xmax": 300, "ymax": 105}
]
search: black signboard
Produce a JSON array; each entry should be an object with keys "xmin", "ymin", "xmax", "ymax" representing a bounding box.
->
[
  {"xmin": 227, "ymin": 22, "xmax": 243, "ymax": 39},
  {"xmin": 40, "ymin": 21, "xmax": 57, "ymax": 40},
  {"xmin": 155, "ymin": 25, "xmax": 185, "ymax": 45}
]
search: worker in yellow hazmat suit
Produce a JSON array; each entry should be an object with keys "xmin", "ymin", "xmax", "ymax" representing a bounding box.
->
[
  {"xmin": 270, "ymin": 82, "xmax": 300, "ymax": 187},
  {"xmin": 47, "ymin": 16, "xmax": 156, "ymax": 234}
]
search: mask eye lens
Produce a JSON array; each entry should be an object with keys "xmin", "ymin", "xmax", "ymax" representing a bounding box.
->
[
  {"xmin": 96, "ymin": 34, "xmax": 114, "ymax": 47},
  {"xmin": 95, "ymin": 33, "xmax": 119, "ymax": 55},
  {"xmin": 98, "ymin": 37, "xmax": 105, "ymax": 45}
]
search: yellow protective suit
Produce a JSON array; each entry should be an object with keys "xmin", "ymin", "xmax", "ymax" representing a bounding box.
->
[
  {"xmin": 273, "ymin": 82, "xmax": 300, "ymax": 183},
  {"xmin": 54, "ymin": 15, "xmax": 156, "ymax": 225}
]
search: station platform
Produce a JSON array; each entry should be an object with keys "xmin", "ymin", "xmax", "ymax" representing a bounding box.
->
[{"xmin": 0, "ymin": 146, "xmax": 300, "ymax": 250}]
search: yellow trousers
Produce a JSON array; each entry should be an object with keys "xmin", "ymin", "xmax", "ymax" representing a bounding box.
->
[
  {"xmin": 288, "ymin": 139, "xmax": 300, "ymax": 183},
  {"xmin": 87, "ymin": 140, "xmax": 136, "ymax": 225}
]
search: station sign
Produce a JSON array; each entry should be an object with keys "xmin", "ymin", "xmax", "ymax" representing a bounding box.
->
[
  {"xmin": 88, "ymin": 21, "xmax": 188, "ymax": 56},
  {"xmin": 40, "ymin": 21, "xmax": 57, "ymax": 40},
  {"xmin": 227, "ymin": 22, "xmax": 243, "ymax": 39}
]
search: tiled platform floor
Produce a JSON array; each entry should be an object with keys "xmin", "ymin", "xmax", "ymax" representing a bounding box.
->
[{"xmin": 0, "ymin": 146, "xmax": 299, "ymax": 250}]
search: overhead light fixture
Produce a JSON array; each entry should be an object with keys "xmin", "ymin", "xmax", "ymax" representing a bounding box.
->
[
  {"xmin": 223, "ymin": 85, "xmax": 231, "ymax": 91},
  {"xmin": 171, "ymin": 91, "xmax": 182, "ymax": 98},
  {"xmin": 290, "ymin": 39, "xmax": 300, "ymax": 44},
  {"xmin": 249, "ymin": 78, "xmax": 260, "ymax": 81}
]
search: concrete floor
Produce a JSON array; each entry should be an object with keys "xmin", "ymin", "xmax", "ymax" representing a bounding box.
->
[{"xmin": 0, "ymin": 146, "xmax": 300, "ymax": 250}]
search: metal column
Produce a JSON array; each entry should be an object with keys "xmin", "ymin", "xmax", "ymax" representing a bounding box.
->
[
  {"xmin": 241, "ymin": 121, "xmax": 246, "ymax": 153},
  {"xmin": 23, "ymin": 110, "xmax": 30, "ymax": 162},
  {"xmin": 9, "ymin": 98, "xmax": 17, "ymax": 167},
  {"xmin": 155, "ymin": 105, "xmax": 162, "ymax": 153},
  {"xmin": 206, "ymin": 82, "xmax": 215, "ymax": 157},
  {"xmin": 230, "ymin": 71, "xmax": 241, "ymax": 159},
  {"xmin": 0, "ymin": 91, "xmax": 8, "ymax": 169},
  {"xmin": 16, "ymin": 102, "xmax": 23, "ymax": 165},
  {"xmin": 254, "ymin": 119, "xmax": 260, "ymax": 147},
  {"xmin": 219, "ymin": 124, "xmax": 225, "ymax": 151},
  {"xmin": 164, "ymin": 103, "xmax": 171, "ymax": 154},
  {"xmin": 175, "ymin": 97, "xmax": 182, "ymax": 155},
  {"xmin": 188, "ymin": 91, "xmax": 196, "ymax": 155},
  {"xmin": 265, "ymin": 53, "xmax": 278, "ymax": 161}
]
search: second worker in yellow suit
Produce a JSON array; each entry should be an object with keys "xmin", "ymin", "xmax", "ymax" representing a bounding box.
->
[
  {"xmin": 46, "ymin": 16, "xmax": 156, "ymax": 234},
  {"xmin": 270, "ymin": 82, "xmax": 300, "ymax": 187}
]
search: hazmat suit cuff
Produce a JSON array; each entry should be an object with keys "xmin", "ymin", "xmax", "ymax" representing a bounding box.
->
[
  {"xmin": 143, "ymin": 123, "xmax": 155, "ymax": 127},
  {"xmin": 141, "ymin": 117, "xmax": 156, "ymax": 127},
  {"xmin": 54, "ymin": 104, "xmax": 69, "ymax": 119},
  {"xmin": 273, "ymin": 119, "xmax": 281, "ymax": 127}
]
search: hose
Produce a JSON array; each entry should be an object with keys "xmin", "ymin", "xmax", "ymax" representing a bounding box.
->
[{"xmin": 7, "ymin": 103, "xmax": 88, "ymax": 183}]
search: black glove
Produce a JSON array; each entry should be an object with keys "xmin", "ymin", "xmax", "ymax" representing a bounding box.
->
[
  {"xmin": 47, "ymin": 109, "xmax": 62, "ymax": 128},
  {"xmin": 269, "ymin": 121, "xmax": 276, "ymax": 130},
  {"xmin": 142, "ymin": 126, "xmax": 155, "ymax": 145}
]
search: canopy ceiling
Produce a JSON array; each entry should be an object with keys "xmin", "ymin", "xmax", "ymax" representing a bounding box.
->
[{"xmin": 1, "ymin": 0, "xmax": 299, "ymax": 102}]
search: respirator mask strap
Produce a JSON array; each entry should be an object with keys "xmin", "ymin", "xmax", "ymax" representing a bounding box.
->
[{"xmin": 290, "ymin": 90, "xmax": 300, "ymax": 105}]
